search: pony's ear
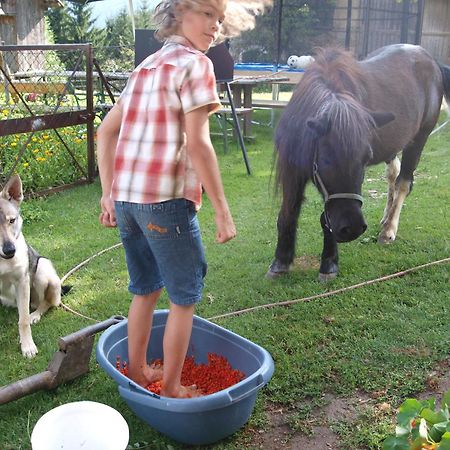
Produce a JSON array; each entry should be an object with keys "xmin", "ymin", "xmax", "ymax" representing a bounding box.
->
[
  {"xmin": 307, "ymin": 115, "xmax": 330, "ymax": 137},
  {"xmin": 370, "ymin": 111, "xmax": 395, "ymax": 128}
]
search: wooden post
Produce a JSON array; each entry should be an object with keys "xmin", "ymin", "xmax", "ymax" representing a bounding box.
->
[
  {"xmin": 85, "ymin": 43, "xmax": 96, "ymax": 183},
  {"xmin": 345, "ymin": 0, "xmax": 353, "ymax": 50},
  {"xmin": 414, "ymin": 0, "xmax": 425, "ymax": 45},
  {"xmin": 400, "ymin": 0, "xmax": 411, "ymax": 43}
]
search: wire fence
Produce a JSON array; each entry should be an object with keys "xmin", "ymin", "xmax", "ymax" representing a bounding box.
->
[{"xmin": 0, "ymin": 44, "xmax": 96, "ymax": 194}]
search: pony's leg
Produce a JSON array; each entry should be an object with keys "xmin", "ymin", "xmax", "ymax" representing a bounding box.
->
[
  {"xmin": 266, "ymin": 183, "xmax": 305, "ymax": 279},
  {"xmin": 378, "ymin": 133, "xmax": 428, "ymax": 244},
  {"xmin": 378, "ymin": 178, "xmax": 410, "ymax": 244},
  {"xmin": 319, "ymin": 212, "xmax": 339, "ymax": 281},
  {"xmin": 380, "ymin": 156, "xmax": 401, "ymax": 226}
]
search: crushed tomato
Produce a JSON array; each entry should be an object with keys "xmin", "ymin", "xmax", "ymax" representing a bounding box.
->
[{"xmin": 116, "ymin": 353, "xmax": 245, "ymax": 396}]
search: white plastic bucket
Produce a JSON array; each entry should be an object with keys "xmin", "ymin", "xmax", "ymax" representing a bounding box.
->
[{"xmin": 31, "ymin": 401, "xmax": 129, "ymax": 450}]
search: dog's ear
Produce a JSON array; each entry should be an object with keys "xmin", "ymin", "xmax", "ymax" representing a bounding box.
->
[{"xmin": 1, "ymin": 175, "xmax": 24, "ymax": 205}]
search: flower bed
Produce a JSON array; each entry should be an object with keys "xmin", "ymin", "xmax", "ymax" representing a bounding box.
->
[{"xmin": 0, "ymin": 127, "xmax": 88, "ymax": 192}]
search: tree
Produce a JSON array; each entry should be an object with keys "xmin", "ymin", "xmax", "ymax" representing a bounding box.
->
[
  {"xmin": 136, "ymin": 0, "xmax": 154, "ymax": 29},
  {"xmin": 230, "ymin": 0, "xmax": 337, "ymax": 64},
  {"xmin": 96, "ymin": 2, "xmax": 156, "ymax": 71},
  {"xmin": 100, "ymin": 9, "xmax": 135, "ymax": 71},
  {"xmin": 46, "ymin": 1, "xmax": 157, "ymax": 72},
  {"xmin": 46, "ymin": 1, "xmax": 105, "ymax": 70},
  {"xmin": 46, "ymin": 1, "xmax": 102, "ymax": 45}
]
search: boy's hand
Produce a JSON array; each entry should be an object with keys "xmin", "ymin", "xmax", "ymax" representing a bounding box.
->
[
  {"xmin": 99, "ymin": 196, "xmax": 117, "ymax": 227},
  {"xmin": 215, "ymin": 211, "xmax": 236, "ymax": 243}
]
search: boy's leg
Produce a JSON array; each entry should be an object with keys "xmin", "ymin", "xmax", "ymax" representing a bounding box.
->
[
  {"xmin": 161, "ymin": 302, "xmax": 198, "ymax": 397},
  {"xmin": 127, "ymin": 289, "xmax": 163, "ymax": 387}
]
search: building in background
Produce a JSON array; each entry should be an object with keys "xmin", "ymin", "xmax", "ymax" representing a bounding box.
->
[{"xmin": 0, "ymin": 0, "xmax": 62, "ymax": 46}]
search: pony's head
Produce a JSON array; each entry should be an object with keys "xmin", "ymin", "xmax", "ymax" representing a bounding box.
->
[{"xmin": 307, "ymin": 107, "xmax": 394, "ymax": 242}]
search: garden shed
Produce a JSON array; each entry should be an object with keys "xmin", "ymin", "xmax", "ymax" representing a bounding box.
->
[{"xmin": 0, "ymin": 0, "xmax": 62, "ymax": 46}]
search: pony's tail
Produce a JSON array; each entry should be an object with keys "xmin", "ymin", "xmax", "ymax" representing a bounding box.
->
[{"xmin": 439, "ymin": 63, "xmax": 450, "ymax": 107}]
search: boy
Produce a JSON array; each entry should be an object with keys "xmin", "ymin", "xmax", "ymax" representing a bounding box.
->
[{"xmin": 97, "ymin": 0, "xmax": 271, "ymax": 398}]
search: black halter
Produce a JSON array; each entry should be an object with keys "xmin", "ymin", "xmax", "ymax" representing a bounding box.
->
[{"xmin": 312, "ymin": 147, "xmax": 364, "ymax": 233}]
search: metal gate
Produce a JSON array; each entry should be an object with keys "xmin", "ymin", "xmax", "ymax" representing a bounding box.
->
[
  {"xmin": 348, "ymin": 0, "xmax": 423, "ymax": 59},
  {"xmin": 0, "ymin": 44, "xmax": 95, "ymax": 195}
]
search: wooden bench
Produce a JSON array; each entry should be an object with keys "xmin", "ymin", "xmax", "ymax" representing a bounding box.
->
[
  {"xmin": 6, "ymin": 81, "xmax": 67, "ymax": 102},
  {"xmin": 251, "ymin": 99, "xmax": 288, "ymax": 109},
  {"xmin": 220, "ymin": 98, "xmax": 288, "ymax": 110}
]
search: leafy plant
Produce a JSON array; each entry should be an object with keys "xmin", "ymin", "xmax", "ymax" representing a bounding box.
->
[
  {"xmin": 383, "ymin": 389, "xmax": 450, "ymax": 450},
  {"xmin": 0, "ymin": 127, "xmax": 88, "ymax": 192}
]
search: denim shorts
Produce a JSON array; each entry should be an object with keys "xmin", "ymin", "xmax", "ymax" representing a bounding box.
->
[{"xmin": 114, "ymin": 199, "xmax": 207, "ymax": 305}]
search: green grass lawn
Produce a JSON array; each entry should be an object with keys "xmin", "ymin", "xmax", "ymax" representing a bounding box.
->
[{"xmin": 0, "ymin": 110, "xmax": 449, "ymax": 449}]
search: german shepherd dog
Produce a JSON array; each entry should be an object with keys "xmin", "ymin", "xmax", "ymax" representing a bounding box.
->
[{"xmin": 0, "ymin": 175, "xmax": 62, "ymax": 358}]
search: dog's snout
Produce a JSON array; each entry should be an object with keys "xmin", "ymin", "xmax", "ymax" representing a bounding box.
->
[{"xmin": 2, "ymin": 241, "xmax": 16, "ymax": 259}]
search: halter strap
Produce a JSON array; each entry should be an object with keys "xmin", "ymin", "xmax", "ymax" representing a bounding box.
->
[
  {"xmin": 312, "ymin": 155, "xmax": 364, "ymax": 205},
  {"xmin": 327, "ymin": 192, "xmax": 364, "ymax": 203}
]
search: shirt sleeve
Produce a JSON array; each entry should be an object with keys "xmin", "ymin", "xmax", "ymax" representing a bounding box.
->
[{"xmin": 180, "ymin": 55, "xmax": 221, "ymax": 115}]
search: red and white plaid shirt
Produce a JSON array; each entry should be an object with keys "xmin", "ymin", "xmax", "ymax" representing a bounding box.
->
[{"xmin": 112, "ymin": 35, "xmax": 221, "ymax": 208}]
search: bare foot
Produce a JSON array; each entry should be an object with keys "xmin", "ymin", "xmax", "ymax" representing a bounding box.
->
[
  {"xmin": 143, "ymin": 361, "xmax": 163, "ymax": 383},
  {"xmin": 161, "ymin": 384, "xmax": 203, "ymax": 398},
  {"xmin": 129, "ymin": 361, "xmax": 163, "ymax": 388}
]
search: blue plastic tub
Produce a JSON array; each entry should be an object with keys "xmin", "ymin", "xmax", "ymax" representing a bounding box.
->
[{"xmin": 96, "ymin": 310, "xmax": 274, "ymax": 445}]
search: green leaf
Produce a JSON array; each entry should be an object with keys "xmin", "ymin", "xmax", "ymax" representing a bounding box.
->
[
  {"xmin": 397, "ymin": 398, "xmax": 423, "ymax": 427},
  {"xmin": 438, "ymin": 432, "xmax": 450, "ymax": 450},
  {"xmin": 443, "ymin": 389, "xmax": 450, "ymax": 410},
  {"xmin": 421, "ymin": 407, "xmax": 448, "ymax": 425},
  {"xmin": 429, "ymin": 421, "xmax": 449, "ymax": 442},
  {"xmin": 382, "ymin": 435, "xmax": 410, "ymax": 450},
  {"xmin": 396, "ymin": 425, "xmax": 410, "ymax": 437}
]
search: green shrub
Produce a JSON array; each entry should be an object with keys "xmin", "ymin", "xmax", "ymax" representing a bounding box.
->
[{"xmin": 383, "ymin": 389, "xmax": 450, "ymax": 450}]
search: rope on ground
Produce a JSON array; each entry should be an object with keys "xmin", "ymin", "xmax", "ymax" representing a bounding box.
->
[
  {"xmin": 59, "ymin": 242, "xmax": 123, "ymax": 322},
  {"xmin": 59, "ymin": 302, "xmax": 101, "ymax": 322},
  {"xmin": 207, "ymin": 256, "xmax": 450, "ymax": 321},
  {"xmin": 58, "ymin": 242, "xmax": 448, "ymax": 324},
  {"xmin": 60, "ymin": 242, "xmax": 123, "ymax": 284}
]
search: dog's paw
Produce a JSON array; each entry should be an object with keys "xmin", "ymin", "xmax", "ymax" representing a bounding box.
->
[
  {"xmin": 29, "ymin": 311, "xmax": 42, "ymax": 324},
  {"xmin": 21, "ymin": 341, "xmax": 38, "ymax": 358}
]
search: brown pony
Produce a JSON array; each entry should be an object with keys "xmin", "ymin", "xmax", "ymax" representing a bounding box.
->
[{"xmin": 268, "ymin": 44, "xmax": 450, "ymax": 280}]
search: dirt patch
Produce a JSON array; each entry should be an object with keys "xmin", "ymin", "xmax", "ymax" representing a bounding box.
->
[
  {"xmin": 293, "ymin": 255, "xmax": 321, "ymax": 271},
  {"xmin": 417, "ymin": 358, "xmax": 450, "ymax": 404},
  {"xmin": 289, "ymin": 425, "xmax": 338, "ymax": 449},
  {"xmin": 248, "ymin": 396, "xmax": 355, "ymax": 450},
  {"xmin": 250, "ymin": 359, "xmax": 449, "ymax": 450}
]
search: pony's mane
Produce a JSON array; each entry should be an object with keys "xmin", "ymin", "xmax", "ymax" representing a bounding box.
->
[{"xmin": 275, "ymin": 47, "xmax": 374, "ymax": 188}]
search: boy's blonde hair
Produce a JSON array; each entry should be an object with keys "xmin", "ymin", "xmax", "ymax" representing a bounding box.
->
[{"xmin": 153, "ymin": 0, "xmax": 272, "ymax": 43}]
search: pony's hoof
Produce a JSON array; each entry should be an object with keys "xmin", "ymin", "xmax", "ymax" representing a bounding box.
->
[
  {"xmin": 265, "ymin": 269, "xmax": 288, "ymax": 279},
  {"xmin": 318, "ymin": 271, "xmax": 338, "ymax": 282},
  {"xmin": 265, "ymin": 261, "xmax": 290, "ymax": 279},
  {"xmin": 378, "ymin": 232, "xmax": 396, "ymax": 245}
]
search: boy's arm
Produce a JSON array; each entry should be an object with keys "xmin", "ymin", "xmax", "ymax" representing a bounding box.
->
[
  {"xmin": 185, "ymin": 106, "xmax": 236, "ymax": 243},
  {"xmin": 97, "ymin": 103, "xmax": 122, "ymax": 227}
]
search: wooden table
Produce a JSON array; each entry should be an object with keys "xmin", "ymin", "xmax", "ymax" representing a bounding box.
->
[{"xmin": 225, "ymin": 75, "xmax": 290, "ymax": 137}]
